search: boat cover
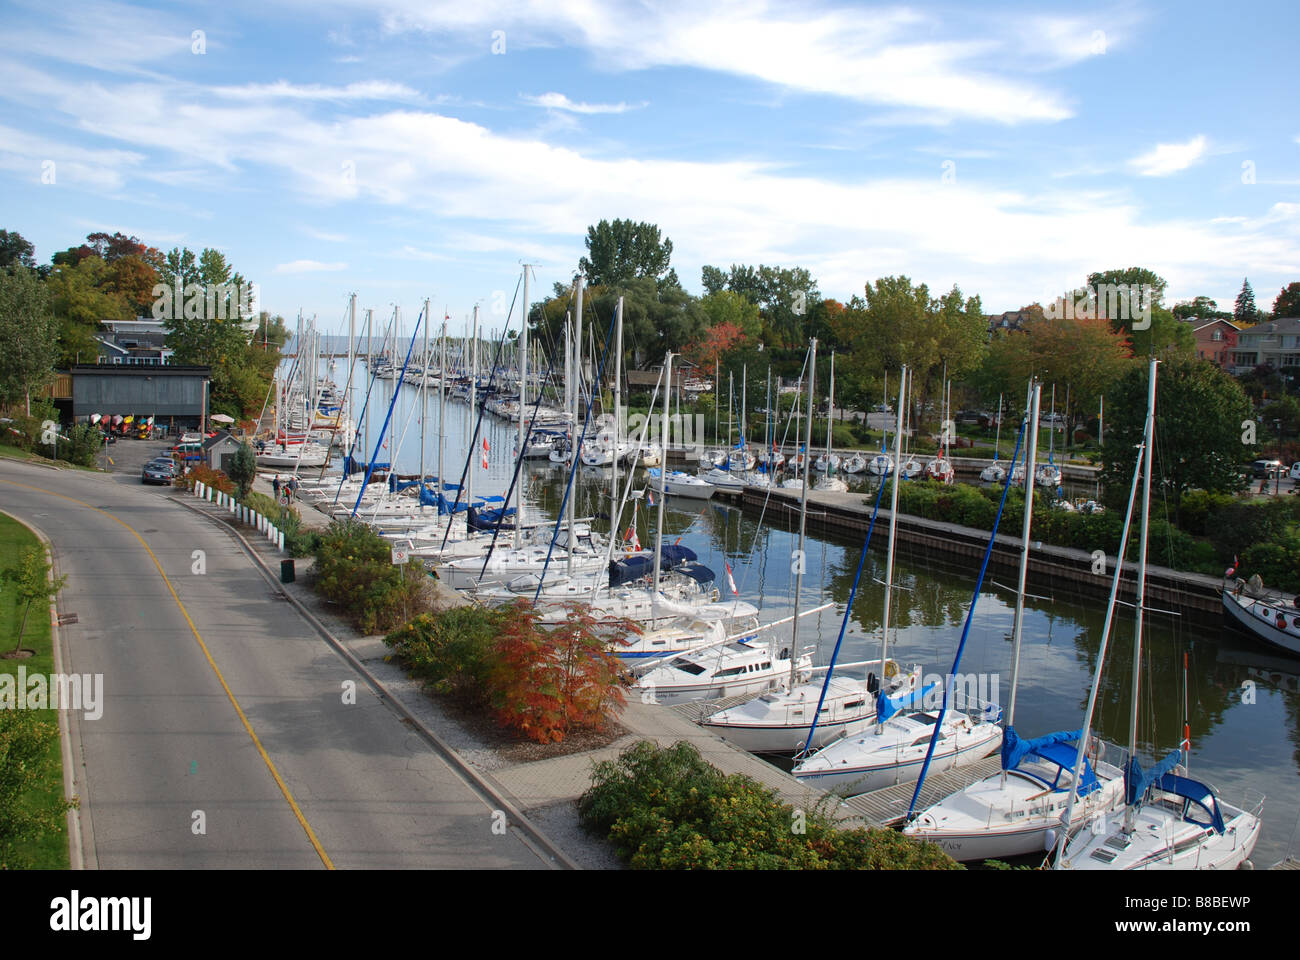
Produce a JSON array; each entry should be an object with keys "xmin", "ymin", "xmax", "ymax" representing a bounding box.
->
[
  {"xmin": 1151, "ymin": 773, "xmax": 1226, "ymax": 833},
  {"xmin": 875, "ymin": 680, "xmax": 938, "ymax": 722},
  {"xmin": 1124, "ymin": 749, "xmax": 1183, "ymax": 807},
  {"xmin": 1000, "ymin": 727, "xmax": 1100, "ymax": 795}
]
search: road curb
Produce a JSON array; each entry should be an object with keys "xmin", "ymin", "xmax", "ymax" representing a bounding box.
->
[
  {"xmin": 172, "ymin": 496, "xmax": 581, "ymax": 870},
  {"xmin": 0, "ymin": 510, "xmax": 91, "ymax": 871}
]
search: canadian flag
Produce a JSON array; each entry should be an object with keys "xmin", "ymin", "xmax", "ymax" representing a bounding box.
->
[
  {"xmin": 481, "ymin": 437, "xmax": 490, "ymax": 469},
  {"xmin": 626, "ymin": 526, "xmax": 641, "ymax": 552},
  {"xmin": 725, "ymin": 562, "xmax": 738, "ymax": 596},
  {"xmin": 1225, "ymin": 554, "xmax": 1238, "ymax": 578}
]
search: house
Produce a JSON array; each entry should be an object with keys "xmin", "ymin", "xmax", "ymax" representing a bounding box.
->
[
  {"xmin": 1187, "ymin": 318, "xmax": 1239, "ymax": 369},
  {"xmin": 1229, "ymin": 317, "xmax": 1300, "ymax": 376},
  {"xmin": 96, "ymin": 318, "xmax": 175, "ymax": 365},
  {"xmin": 203, "ymin": 430, "xmax": 245, "ymax": 472},
  {"xmin": 986, "ymin": 310, "xmax": 1036, "ymax": 334}
]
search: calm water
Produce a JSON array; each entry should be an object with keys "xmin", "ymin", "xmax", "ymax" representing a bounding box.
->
[{"xmin": 330, "ymin": 361, "xmax": 1300, "ymax": 865}]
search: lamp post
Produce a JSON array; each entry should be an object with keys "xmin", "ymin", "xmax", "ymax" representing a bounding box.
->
[{"xmin": 1275, "ymin": 419, "xmax": 1283, "ymax": 496}]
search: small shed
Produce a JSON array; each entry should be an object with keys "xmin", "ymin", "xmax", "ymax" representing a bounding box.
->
[{"xmin": 204, "ymin": 430, "xmax": 244, "ymax": 473}]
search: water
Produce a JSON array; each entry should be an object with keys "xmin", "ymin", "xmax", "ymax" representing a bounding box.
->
[{"xmin": 328, "ymin": 360, "xmax": 1300, "ymax": 866}]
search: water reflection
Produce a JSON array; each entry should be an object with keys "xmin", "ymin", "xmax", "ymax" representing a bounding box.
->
[{"xmin": 341, "ymin": 372, "xmax": 1300, "ymax": 866}]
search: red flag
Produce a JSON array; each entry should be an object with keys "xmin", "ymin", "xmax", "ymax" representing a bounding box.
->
[
  {"xmin": 481, "ymin": 436, "xmax": 490, "ymax": 469},
  {"xmin": 725, "ymin": 562, "xmax": 738, "ymax": 596},
  {"xmin": 626, "ymin": 526, "xmax": 641, "ymax": 552}
]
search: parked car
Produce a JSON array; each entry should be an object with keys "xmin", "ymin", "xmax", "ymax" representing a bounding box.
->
[
  {"xmin": 1290, "ymin": 462, "xmax": 1300, "ymax": 481},
  {"xmin": 872, "ymin": 403, "xmax": 893, "ymax": 413},
  {"xmin": 1252, "ymin": 459, "xmax": 1285, "ymax": 479},
  {"xmin": 141, "ymin": 460, "xmax": 176, "ymax": 485}
]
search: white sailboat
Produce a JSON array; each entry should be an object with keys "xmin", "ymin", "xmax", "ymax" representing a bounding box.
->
[
  {"xmin": 1058, "ymin": 359, "xmax": 1263, "ymax": 871},
  {"xmin": 814, "ymin": 352, "xmax": 848, "ymax": 492}
]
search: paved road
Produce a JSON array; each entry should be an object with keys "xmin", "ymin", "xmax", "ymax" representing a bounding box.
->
[{"xmin": 0, "ymin": 453, "xmax": 548, "ymax": 869}]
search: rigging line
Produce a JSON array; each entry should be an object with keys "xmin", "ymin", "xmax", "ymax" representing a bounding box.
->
[
  {"xmin": 532, "ymin": 304, "xmax": 621, "ymax": 604},
  {"xmin": 799, "ymin": 463, "xmax": 890, "ymax": 755},
  {"xmin": 332, "ymin": 307, "xmax": 397, "ymax": 509},
  {"xmin": 350, "ymin": 304, "xmax": 427, "ymax": 518},
  {"xmin": 731, "ymin": 347, "xmax": 813, "ymax": 602},
  {"xmin": 905, "ymin": 408, "xmax": 1028, "ymax": 820},
  {"xmin": 436, "ymin": 275, "xmax": 523, "ymax": 550},
  {"xmin": 477, "ymin": 350, "xmax": 559, "ymax": 579}
]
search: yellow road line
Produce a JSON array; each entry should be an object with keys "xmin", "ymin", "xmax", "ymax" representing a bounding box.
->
[{"xmin": 0, "ymin": 476, "xmax": 335, "ymax": 870}]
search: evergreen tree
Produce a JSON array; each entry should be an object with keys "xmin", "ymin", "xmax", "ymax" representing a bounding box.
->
[{"xmin": 1234, "ymin": 278, "xmax": 1258, "ymax": 326}]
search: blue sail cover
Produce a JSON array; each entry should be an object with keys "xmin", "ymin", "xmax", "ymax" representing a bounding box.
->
[
  {"xmin": 1125, "ymin": 750, "xmax": 1183, "ymax": 807},
  {"xmin": 875, "ymin": 681, "xmax": 938, "ymax": 723},
  {"xmin": 1153, "ymin": 774, "xmax": 1226, "ymax": 833},
  {"xmin": 1001, "ymin": 727, "xmax": 1100, "ymax": 795}
]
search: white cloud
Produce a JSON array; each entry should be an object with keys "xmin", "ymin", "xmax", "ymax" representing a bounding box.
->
[
  {"xmin": 275, "ymin": 260, "xmax": 348, "ymax": 273},
  {"xmin": 1129, "ymin": 135, "xmax": 1209, "ymax": 177},
  {"xmin": 335, "ymin": 0, "xmax": 1074, "ymax": 124},
  {"xmin": 213, "ymin": 80, "xmax": 421, "ymax": 103},
  {"xmin": 304, "ymin": 228, "xmax": 348, "ymax": 242},
  {"xmin": 521, "ymin": 92, "xmax": 645, "ymax": 114}
]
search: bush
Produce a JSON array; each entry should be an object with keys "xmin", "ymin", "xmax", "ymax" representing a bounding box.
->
[
  {"xmin": 1240, "ymin": 533, "xmax": 1300, "ymax": 593},
  {"xmin": 314, "ymin": 518, "xmax": 424, "ymax": 634},
  {"xmin": 184, "ymin": 464, "xmax": 234, "ymax": 495},
  {"xmin": 386, "ymin": 606, "xmax": 505, "ymax": 706},
  {"xmin": 384, "ymin": 602, "xmax": 628, "ymax": 743},
  {"xmin": 578, "ymin": 740, "xmax": 961, "ymax": 870},
  {"xmin": 0, "ymin": 709, "xmax": 76, "ymax": 869}
]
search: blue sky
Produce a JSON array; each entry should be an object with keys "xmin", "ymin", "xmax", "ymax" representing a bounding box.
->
[{"xmin": 1, "ymin": 0, "xmax": 1296, "ymax": 333}]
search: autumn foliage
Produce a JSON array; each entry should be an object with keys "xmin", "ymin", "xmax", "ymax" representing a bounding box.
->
[{"xmin": 386, "ymin": 602, "xmax": 628, "ymax": 744}]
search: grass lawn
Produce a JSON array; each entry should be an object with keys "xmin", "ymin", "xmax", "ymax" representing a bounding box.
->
[
  {"xmin": 0, "ymin": 512, "xmax": 72, "ymax": 869},
  {"xmin": 0, "ymin": 443, "xmax": 103, "ymax": 472}
]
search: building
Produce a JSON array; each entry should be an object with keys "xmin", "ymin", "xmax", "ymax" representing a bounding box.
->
[
  {"xmin": 95, "ymin": 318, "xmax": 175, "ymax": 365},
  {"xmin": 1188, "ymin": 318, "xmax": 1239, "ymax": 369},
  {"xmin": 69, "ymin": 364, "xmax": 211, "ymax": 430},
  {"xmin": 986, "ymin": 310, "xmax": 1037, "ymax": 334},
  {"xmin": 1229, "ymin": 317, "xmax": 1300, "ymax": 376},
  {"xmin": 203, "ymin": 430, "xmax": 244, "ymax": 472}
]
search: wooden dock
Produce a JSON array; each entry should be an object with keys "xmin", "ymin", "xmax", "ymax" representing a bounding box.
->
[
  {"xmin": 1271, "ymin": 856, "xmax": 1300, "ymax": 870},
  {"xmin": 838, "ymin": 755, "xmax": 1004, "ymax": 827}
]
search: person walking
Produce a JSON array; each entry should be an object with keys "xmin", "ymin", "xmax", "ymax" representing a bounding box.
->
[{"xmin": 272, "ymin": 474, "xmax": 281, "ymax": 499}]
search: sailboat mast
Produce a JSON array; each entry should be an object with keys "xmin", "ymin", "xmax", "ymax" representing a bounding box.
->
[
  {"xmin": 1003, "ymin": 380, "xmax": 1041, "ymax": 738},
  {"xmin": 420, "ymin": 298, "xmax": 430, "ymax": 483},
  {"xmin": 1124, "ymin": 357, "xmax": 1159, "ymax": 834},
  {"xmin": 879, "ymin": 365, "xmax": 908, "ymax": 718},
  {"xmin": 439, "ymin": 315, "xmax": 446, "ymax": 497},
  {"xmin": 826, "ymin": 352, "xmax": 835, "ymax": 464},
  {"xmin": 652, "ymin": 353, "xmax": 671, "ymax": 608},
  {"xmin": 611, "ymin": 296, "xmax": 623, "ymax": 551},
  {"xmin": 789, "ymin": 339, "xmax": 817, "ymax": 686},
  {"xmin": 516, "ymin": 266, "xmax": 530, "ymax": 550},
  {"xmin": 468, "ymin": 305, "xmax": 478, "ymax": 512}
]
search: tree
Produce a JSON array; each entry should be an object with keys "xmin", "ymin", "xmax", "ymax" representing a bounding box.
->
[
  {"xmin": 685, "ymin": 321, "xmax": 747, "ymax": 371},
  {"xmin": 227, "ymin": 442, "xmax": 258, "ymax": 498},
  {"xmin": 1086, "ymin": 267, "xmax": 1168, "ymax": 308},
  {"xmin": 45, "ymin": 256, "xmax": 134, "ymax": 367},
  {"xmin": 0, "ymin": 265, "xmax": 59, "ymax": 409},
  {"xmin": 1, "ymin": 545, "xmax": 66, "ymax": 655},
  {"xmin": 1234, "ymin": 278, "xmax": 1259, "ymax": 327},
  {"xmin": 0, "ymin": 230, "xmax": 36, "ymax": 270},
  {"xmin": 1272, "ymin": 282, "xmax": 1300, "ymax": 319},
  {"xmin": 579, "ymin": 220, "xmax": 674, "ymax": 287},
  {"xmin": 699, "ymin": 289, "xmax": 760, "ymax": 340},
  {"xmin": 1101, "ymin": 356, "xmax": 1250, "ymax": 524},
  {"xmin": 1172, "ymin": 296, "xmax": 1228, "ymax": 322},
  {"xmin": 0, "ymin": 709, "xmax": 76, "ymax": 868}
]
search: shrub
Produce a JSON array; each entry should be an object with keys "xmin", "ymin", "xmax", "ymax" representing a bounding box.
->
[
  {"xmin": 488, "ymin": 603, "xmax": 627, "ymax": 744},
  {"xmin": 1240, "ymin": 533, "xmax": 1300, "ymax": 593},
  {"xmin": 185, "ymin": 464, "xmax": 234, "ymax": 495},
  {"xmin": 386, "ymin": 606, "xmax": 505, "ymax": 706},
  {"xmin": 313, "ymin": 518, "xmax": 424, "ymax": 633},
  {"xmin": 227, "ymin": 441, "xmax": 258, "ymax": 498},
  {"xmin": 0, "ymin": 709, "xmax": 76, "ymax": 869},
  {"xmin": 578, "ymin": 741, "xmax": 961, "ymax": 870}
]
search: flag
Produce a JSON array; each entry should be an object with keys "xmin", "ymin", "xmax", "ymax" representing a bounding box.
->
[
  {"xmin": 626, "ymin": 526, "xmax": 641, "ymax": 552},
  {"xmin": 647, "ymin": 490, "xmax": 655, "ymax": 507},
  {"xmin": 481, "ymin": 436, "xmax": 490, "ymax": 469},
  {"xmin": 725, "ymin": 562, "xmax": 738, "ymax": 596},
  {"xmin": 1225, "ymin": 555, "xmax": 1238, "ymax": 578}
]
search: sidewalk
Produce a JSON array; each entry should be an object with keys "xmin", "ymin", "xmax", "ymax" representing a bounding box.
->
[{"xmin": 174, "ymin": 484, "xmax": 853, "ymax": 867}]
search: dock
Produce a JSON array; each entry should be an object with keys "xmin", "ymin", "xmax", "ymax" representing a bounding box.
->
[
  {"xmin": 839, "ymin": 755, "xmax": 1003, "ymax": 827},
  {"xmin": 727, "ymin": 484, "xmax": 1231, "ymax": 625}
]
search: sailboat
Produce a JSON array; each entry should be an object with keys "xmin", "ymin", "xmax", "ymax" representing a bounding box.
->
[
  {"xmin": 925, "ymin": 377, "xmax": 955, "ymax": 483},
  {"xmin": 1057, "ymin": 359, "xmax": 1263, "ymax": 871},
  {"xmin": 980, "ymin": 394, "xmax": 1007, "ymax": 483},
  {"xmin": 903, "ymin": 381, "xmax": 1128, "ymax": 860},
  {"xmin": 701, "ymin": 366, "xmax": 920, "ymax": 753},
  {"xmin": 1035, "ymin": 385, "xmax": 1063, "ymax": 489},
  {"xmin": 792, "ymin": 365, "xmax": 1003, "ymax": 797},
  {"xmin": 814, "ymin": 352, "xmax": 848, "ymax": 492}
]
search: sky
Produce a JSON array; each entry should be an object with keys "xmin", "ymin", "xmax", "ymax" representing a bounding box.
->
[{"xmin": 1, "ymin": 0, "xmax": 1297, "ymax": 334}]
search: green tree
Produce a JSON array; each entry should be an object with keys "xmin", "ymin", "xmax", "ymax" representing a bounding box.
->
[
  {"xmin": 579, "ymin": 219, "xmax": 675, "ymax": 287},
  {"xmin": 0, "ymin": 265, "xmax": 59, "ymax": 409},
  {"xmin": 1172, "ymin": 295, "xmax": 1227, "ymax": 321},
  {"xmin": 1, "ymin": 545, "xmax": 66, "ymax": 655},
  {"xmin": 1101, "ymin": 356, "xmax": 1250, "ymax": 524},
  {"xmin": 45, "ymin": 255, "xmax": 134, "ymax": 367},
  {"xmin": 0, "ymin": 709, "xmax": 76, "ymax": 869},
  {"xmin": 1234, "ymin": 278, "xmax": 1258, "ymax": 326},
  {"xmin": 1086, "ymin": 267, "xmax": 1168, "ymax": 308},
  {"xmin": 227, "ymin": 441, "xmax": 258, "ymax": 498},
  {"xmin": 1272, "ymin": 282, "xmax": 1300, "ymax": 319},
  {"xmin": 0, "ymin": 230, "xmax": 36, "ymax": 270}
]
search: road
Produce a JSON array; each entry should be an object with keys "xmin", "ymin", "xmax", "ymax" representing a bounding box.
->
[{"xmin": 0, "ymin": 447, "xmax": 550, "ymax": 869}]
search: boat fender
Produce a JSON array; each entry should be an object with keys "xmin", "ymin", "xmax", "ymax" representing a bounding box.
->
[
  {"xmin": 867, "ymin": 672, "xmax": 878, "ymax": 695},
  {"xmin": 884, "ymin": 660, "xmax": 899, "ymax": 679},
  {"xmin": 1278, "ymin": 615, "xmax": 1287, "ymax": 630},
  {"xmin": 1043, "ymin": 829, "xmax": 1057, "ymax": 853}
]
